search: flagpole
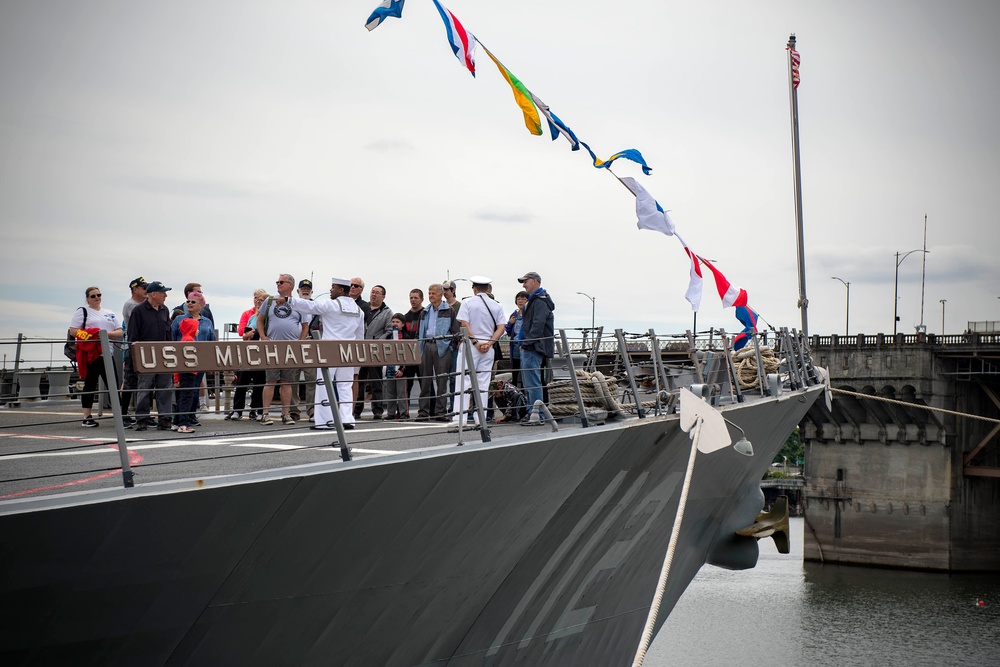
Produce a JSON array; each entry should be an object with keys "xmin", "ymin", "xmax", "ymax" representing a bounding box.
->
[
  {"xmin": 918, "ymin": 213, "xmax": 928, "ymax": 333},
  {"xmin": 787, "ymin": 34, "xmax": 809, "ymax": 339}
]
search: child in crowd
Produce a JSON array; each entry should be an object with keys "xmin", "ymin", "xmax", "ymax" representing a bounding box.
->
[
  {"xmin": 492, "ymin": 379, "xmax": 526, "ymax": 424},
  {"xmin": 384, "ymin": 314, "xmax": 409, "ymax": 420}
]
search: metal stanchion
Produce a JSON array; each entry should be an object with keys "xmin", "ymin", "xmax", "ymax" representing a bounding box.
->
[
  {"xmin": 648, "ymin": 328, "xmax": 671, "ymax": 414},
  {"xmin": 615, "ymin": 329, "xmax": 646, "ymax": 419},
  {"xmin": 719, "ymin": 331, "xmax": 744, "ymax": 404},
  {"xmin": 559, "ymin": 329, "xmax": 589, "ymax": 428},
  {"xmin": 752, "ymin": 331, "xmax": 769, "ymax": 396},
  {"xmin": 312, "ymin": 332, "xmax": 351, "ymax": 461},
  {"xmin": 98, "ymin": 330, "xmax": 133, "ymax": 488},
  {"xmin": 459, "ymin": 330, "xmax": 491, "ymax": 443}
]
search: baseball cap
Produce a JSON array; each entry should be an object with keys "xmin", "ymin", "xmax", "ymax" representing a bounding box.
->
[
  {"xmin": 129, "ymin": 277, "xmax": 148, "ymax": 290},
  {"xmin": 145, "ymin": 281, "xmax": 172, "ymax": 294},
  {"xmin": 517, "ymin": 271, "xmax": 541, "ymax": 283},
  {"xmin": 299, "ymin": 279, "xmax": 313, "ymax": 289}
]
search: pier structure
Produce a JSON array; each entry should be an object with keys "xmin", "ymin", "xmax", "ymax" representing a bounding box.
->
[{"xmin": 800, "ymin": 330, "xmax": 1000, "ymax": 570}]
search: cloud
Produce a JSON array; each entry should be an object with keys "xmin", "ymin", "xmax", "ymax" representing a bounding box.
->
[{"xmin": 473, "ymin": 209, "xmax": 533, "ymax": 224}]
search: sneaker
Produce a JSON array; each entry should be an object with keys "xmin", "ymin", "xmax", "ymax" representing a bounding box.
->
[
  {"xmin": 281, "ymin": 414, "xmax": 296, "ymax": 425},
  {"xmin": 198, "ymin": 402, "xmax": 208, "ymax": 412},
  {"xmin": 81, "ymin": 418, "xmax": 98, "ymax": 428},
  {"xmin": 177, "ymin": 425, "xmax": 194, "ymax": 433},
  {"xmin": 156, "ymin": 421, "xmax": 172, "ymax": 431},
  {"xmin": 230, "ymin": 413, "xmax": 243, "ymax": 421},
  {"xmin": 171, "ymin": 424, "xmax": 179, "ymax": 431},
  {"xmin": 259, "ymin": 414, "xmax": 273, "ymax": 426},
  {"xmin": 289, "ymin": 412, "xmax": 301, "ymax": 421},
  {"xmin": 135, "ymin": 422, "xmax": 147, "ymax": 432},
  {"xmin": 249, "ymin": 411, "xmax": 258, "ymax": 420},
  {"xmin": 122, "ymin": 416, "xmax": 136, "ymax": 427},
  {"xmin": 190, "ymin": 418, "xmax": 201, "ymax": 427}
]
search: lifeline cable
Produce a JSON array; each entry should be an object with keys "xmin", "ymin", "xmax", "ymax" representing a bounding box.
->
[{"xmin": 829, "ymin": 387, "xmax": 1000, "ymax": 424}]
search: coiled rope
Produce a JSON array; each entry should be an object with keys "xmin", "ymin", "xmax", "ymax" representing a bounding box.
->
[
  {"xmin": 547, "ymin": 369, "xmax": 649, "ymax": 417},
  {"xmin": 732, "ymin": 345, "xmax": 781, "ymax": 390}
]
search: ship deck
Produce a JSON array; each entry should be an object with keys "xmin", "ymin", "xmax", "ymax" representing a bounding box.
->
[{"xmin": 0, "ymin": 399, "xmax": 626, "ymax": 502}]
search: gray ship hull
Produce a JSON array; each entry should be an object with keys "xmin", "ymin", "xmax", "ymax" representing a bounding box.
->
[{"xmin": 0, "ymin": 387, "xmax": 821, "ymax": 666}]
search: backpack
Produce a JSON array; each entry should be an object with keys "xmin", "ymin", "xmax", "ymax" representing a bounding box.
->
[{"xmin": 63, "ymin": 307, "xmax": 87, "ymax": 362}]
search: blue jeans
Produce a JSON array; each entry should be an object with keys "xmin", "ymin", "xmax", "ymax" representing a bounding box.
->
[
  {"xmin": 520, "ymin": 347, "xmax": 544, "ymax": 420},
  {"xmin": 176, "ymin": 372, "xmax": 202, "ymax": 426}
]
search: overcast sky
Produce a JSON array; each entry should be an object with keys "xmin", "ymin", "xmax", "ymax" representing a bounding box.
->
[{"xmin": 2, "ymin": 0, "xmax": 998, "ymax": 349}]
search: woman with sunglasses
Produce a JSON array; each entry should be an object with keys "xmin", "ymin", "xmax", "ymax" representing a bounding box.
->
[
  {"xmin": 69, "ymin": 287, "xmax": 124, "ymax": 427},
  {"xmin": 170, "ymin": 291, "xmax": 217, "ymax": 433}
]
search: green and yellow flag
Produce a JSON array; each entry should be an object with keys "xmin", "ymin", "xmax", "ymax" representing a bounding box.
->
[{"xmin": 485, "ymin": 50, "xmax": 542, "ymax": 136}]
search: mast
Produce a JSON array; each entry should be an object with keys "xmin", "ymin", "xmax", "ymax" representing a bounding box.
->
[
  {"xmin": 918, "ymin": 213, "xmax": 928, "ymax": 332},
  {"xmin": 787, "ymin": 34, "xmax": 808, "ymax": 338}
]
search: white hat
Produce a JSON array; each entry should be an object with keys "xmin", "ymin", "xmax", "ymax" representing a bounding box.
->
[
  {"xmin": 331, "ymin": 277, "xmax": 351, "ymax": 287},
  {"xmin": 469, "ymin": 275, "xmax": 492, "ymax": 285}
]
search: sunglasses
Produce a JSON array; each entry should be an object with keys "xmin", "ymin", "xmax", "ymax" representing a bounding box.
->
[
  {"xmin": 186, "ymin": 300, "xmax": 200, "ymax": 305},
  {"xmin": 276, "ymin": 280, "xmax": 289, "ymax": 285},
  {"xmin": 350, "ymin": 284, "xmax": 363, "ymax": 289},
  {"xmin": 88, "ymin": 293, "xmax": 102, "ymax": 298}
]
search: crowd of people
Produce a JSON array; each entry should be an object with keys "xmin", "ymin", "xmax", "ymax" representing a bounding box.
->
[{"xmin": 68, "ymin": 271, "xmax": 557, "ymax": 433}]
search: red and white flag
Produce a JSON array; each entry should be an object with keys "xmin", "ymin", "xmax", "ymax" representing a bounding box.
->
[
  {"xmin": 698, "ymin": 256, "xmax": 748, "ymax": 308},
  {"xmin": 787, "ymin": 46, "xmax": 801, "ymax": 89}
]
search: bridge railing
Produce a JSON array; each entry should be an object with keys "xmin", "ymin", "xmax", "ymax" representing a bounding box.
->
[{"xmin": 810, "ymin": 332, "xmax": 1000, "ymax": 348}]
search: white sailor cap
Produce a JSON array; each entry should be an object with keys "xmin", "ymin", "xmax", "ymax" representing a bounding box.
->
[
  {"xmin": 469, "ymin": 275, "xmax": 492, "ymax": 285},
  {"xmin": 331, "ymin": 277, "xmax": 352, "ymax": 287}
]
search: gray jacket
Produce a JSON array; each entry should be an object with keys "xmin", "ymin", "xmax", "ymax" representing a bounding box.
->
[{"xmin": 365, "ymin": 303, "xmax": 394, "ymax": 341}]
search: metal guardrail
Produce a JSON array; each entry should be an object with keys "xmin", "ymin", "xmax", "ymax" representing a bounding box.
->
[{"xmin": 810, "ymin": 332, "xmax": 1000, "ymax": 348}]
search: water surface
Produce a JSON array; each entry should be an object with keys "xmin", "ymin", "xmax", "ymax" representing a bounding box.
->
[{"xmin": 649, "ymin": 518, "xmax": 1000, "ymax": 666}]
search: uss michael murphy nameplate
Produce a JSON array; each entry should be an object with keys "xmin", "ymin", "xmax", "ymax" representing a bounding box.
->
[{"xmin": 131, "ymin": 339, "xmax": 420, "ymax": 373}]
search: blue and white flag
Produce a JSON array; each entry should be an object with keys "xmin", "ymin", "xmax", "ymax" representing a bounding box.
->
[
  {"xmin": 529, "ymin": 93, "xmax": 581, "ymax": 150},
  {"xmin": 581, "ymin": 143, "xmax": 653, "ymax": 175},
  {"xmin": 365, "ymin": 0, "xmax": 405, "ymax": 32}
]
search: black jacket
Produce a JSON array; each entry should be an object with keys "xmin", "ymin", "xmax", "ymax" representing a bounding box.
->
[
  {"xmin": 127, "ymin": 301, "xmax": 171, "ymax": 342},
  {"xmin": 521, "ymin": 290, "xmax": 555, "ymax": 358}
]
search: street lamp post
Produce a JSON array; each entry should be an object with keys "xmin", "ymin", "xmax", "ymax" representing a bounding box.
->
[
  {"xmin": 940, "ymin": 299, "xmax": 946, "ymax": 334},
  {"xmin": 576, "ymin": 292, "xmax": 596, "ymax": 332},
  {"xmin": 894, "ymin": 249, "xmax": 929, "ymax": 336},
  {"xmin": 831, "ymin": 276, "xmax": 850, "ymax": 336}
]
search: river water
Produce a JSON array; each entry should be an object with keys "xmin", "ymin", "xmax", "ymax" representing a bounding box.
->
[{"xmin": 648, "ymin": 518, "xmax": 1000, "ymax": 666}]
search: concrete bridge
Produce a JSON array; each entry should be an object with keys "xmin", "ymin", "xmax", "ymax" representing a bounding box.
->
[{"xmin": 800, "ymin": 331, "xmax": 1000, "ymax": 570}]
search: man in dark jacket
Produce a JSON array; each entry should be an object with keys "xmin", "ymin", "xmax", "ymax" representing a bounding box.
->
[
  {"xmin": 516, "ymin": 271, "xmax": 555, "ymax": 423},
  {"xmin": 127, "ymin": 280, "xmax": 173, "ymax": 431},
  {"xmin": 354, "ymin": 284, "xmax": 393, "ymax": 420}
]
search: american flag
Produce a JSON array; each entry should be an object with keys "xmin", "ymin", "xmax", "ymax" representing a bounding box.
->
[{"xmin": 787, "ymin": 46, "xmax": 801, "ymax": 89}]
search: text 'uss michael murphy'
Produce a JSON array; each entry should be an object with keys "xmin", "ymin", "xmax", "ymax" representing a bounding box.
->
[{"xmin": 131, "ymin": 339, "xmax": 421, "ymax": 374}]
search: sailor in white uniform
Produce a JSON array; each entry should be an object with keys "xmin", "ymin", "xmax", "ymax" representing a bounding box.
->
[
  {"xmin": 285, "ymin": 277, "xmax": 365, "ymax": 429},
  {"xmin": 454, "ymin": 276, "xmax": 506, "ymax": 428}
]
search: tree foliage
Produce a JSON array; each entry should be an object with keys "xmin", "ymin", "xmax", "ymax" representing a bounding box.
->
[{"xmin": 774, "ymin": 426, "xmax": 804, "ymax": 465}]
